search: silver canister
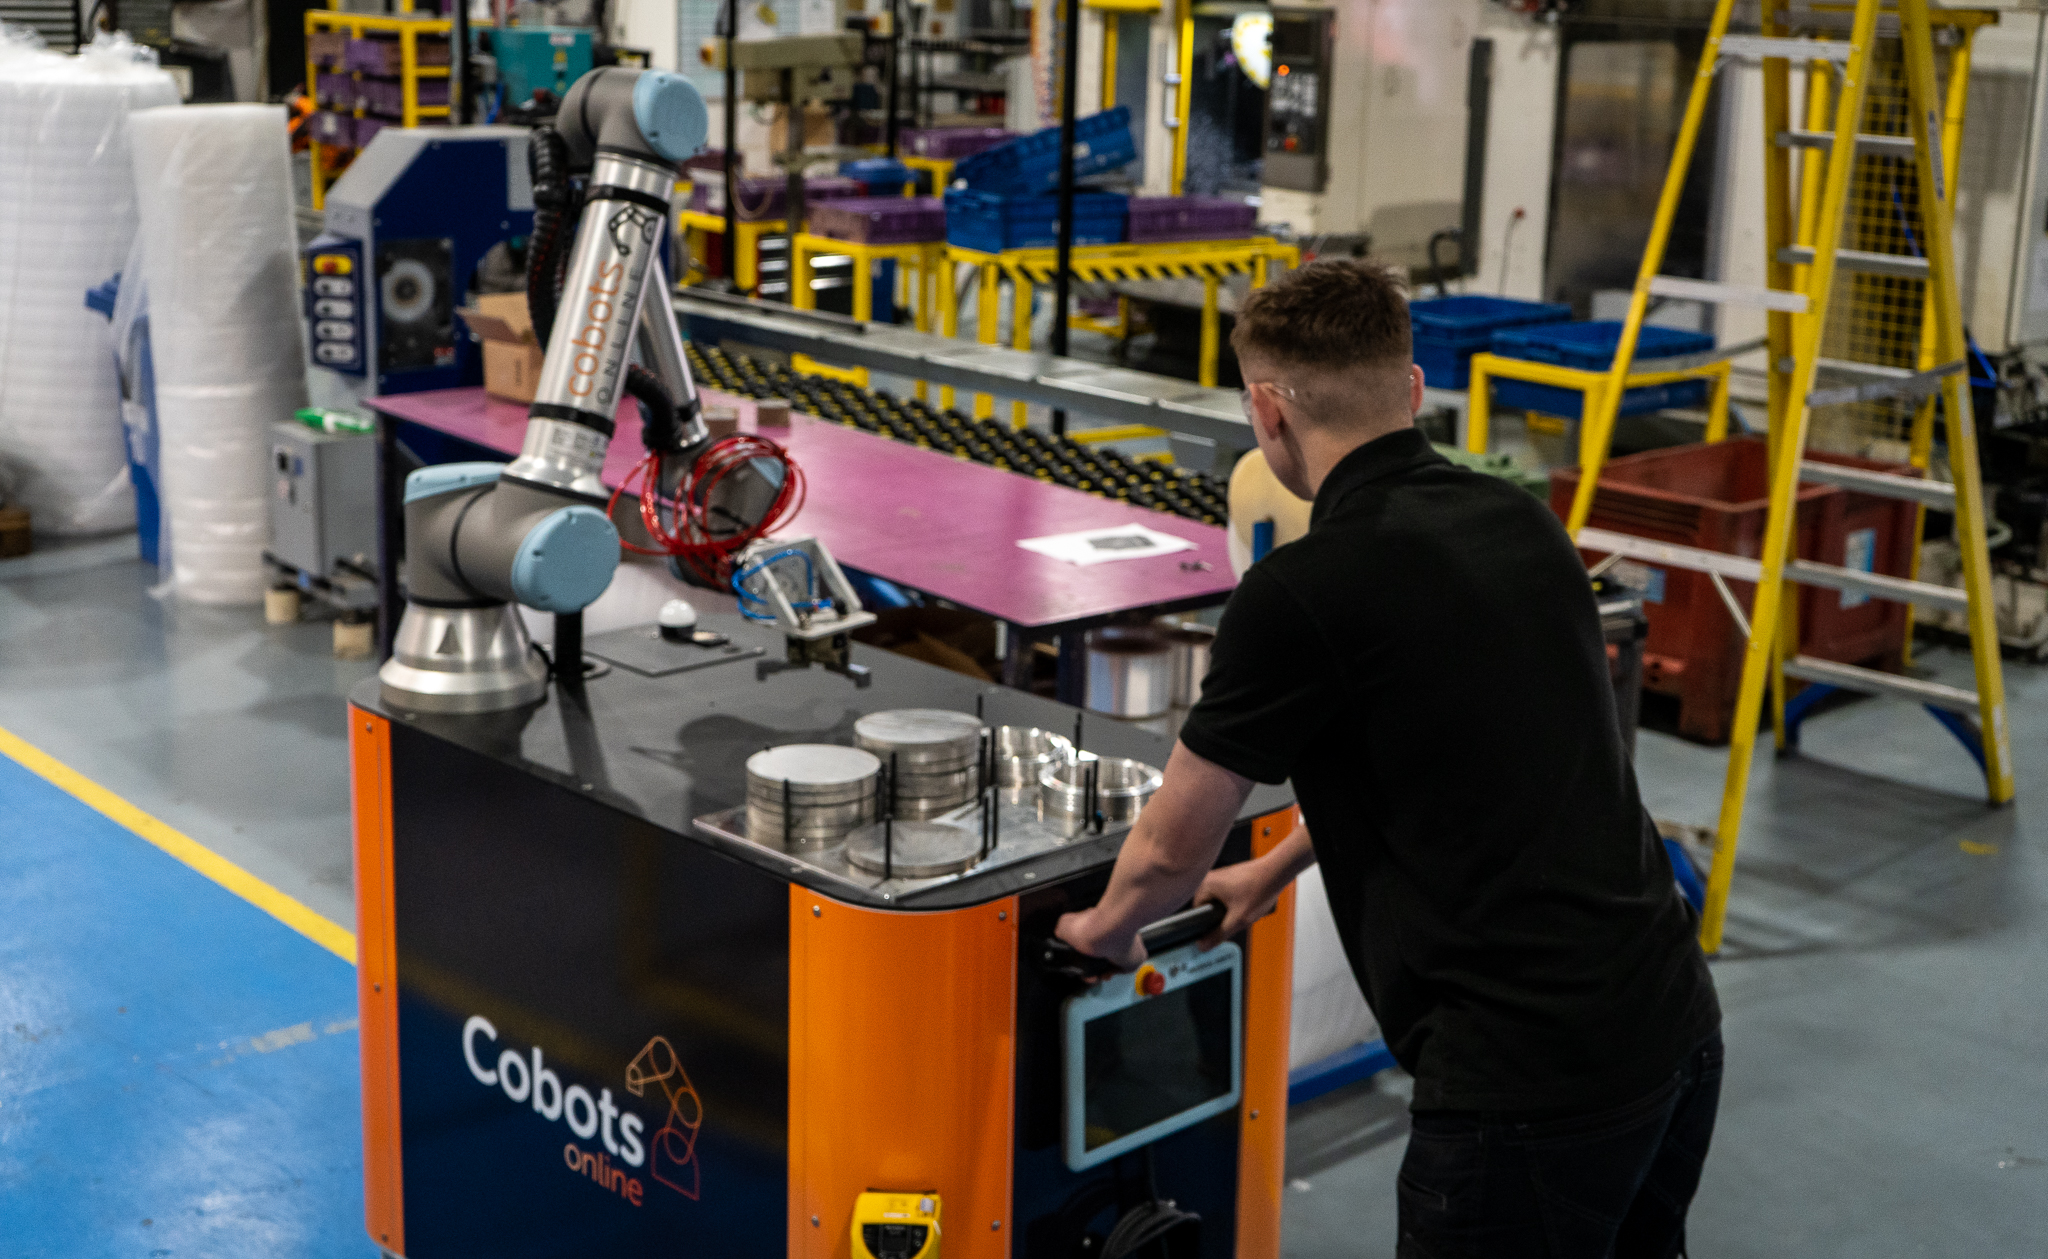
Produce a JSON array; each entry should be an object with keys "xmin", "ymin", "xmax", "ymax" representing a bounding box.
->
[
  {"xmin": 1083, "ymin": 626, "xmax": 1174, "ymax": 719},
  {"xmin": 993, "ymin": 726, "xmax": 1076, "ymax": 790},
  {"xmin": 1155, "ymin": 615, "xmax": 1217, "ymax": 709},
  {"xmin": 745, "ymin": 744, "xmax": 882, "ymax": 848},
  {"xmin": 854, "ymin": 709, "xmax": 987, "ymax": 819},
  {"xmin": 1039, "ymin": 754, "xmax": 1163, "ymax": 825}
]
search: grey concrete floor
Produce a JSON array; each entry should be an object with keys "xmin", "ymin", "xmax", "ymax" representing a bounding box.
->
[{"xmin": 4, "ymin": 535, "xmax": 2046, "ymax": 1255}]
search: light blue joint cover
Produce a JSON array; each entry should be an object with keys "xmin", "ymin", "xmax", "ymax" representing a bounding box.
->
[
  {"xmin": 632, "ymin": 70, "xmax": 709, "ymax": 164},
  {"xmin": 405, "ymin": 461, "xmax": 503, "ymax": 505},
  {"xmin": 510, "ymin": 505, "xmax": 620, "ymax": 613}
]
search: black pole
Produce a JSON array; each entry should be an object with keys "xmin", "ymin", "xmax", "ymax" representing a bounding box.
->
[
  {"xmin": 783, "ymin": 67, "xmax": 806, "ymax": 302},
  {"xmin": 884, "ymin": 0, "xmax": 904, "ymax": 156},
  {"xmin": 553, "ymin": 612, "xmax": 583, "ymax": 687},
  {"xmin": 722, "ymin": 0, "xmax": 740, "ymax": 287},
  {"xmin": 1048, "ymin": 0, "xmax": 1082, "ymax": 435}
]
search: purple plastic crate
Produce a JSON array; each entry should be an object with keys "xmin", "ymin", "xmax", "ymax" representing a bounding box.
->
[
  {"xmin": 344, "ymin": 38, "xmax": 400, "ymax": 73},
  {"xmin": 359, "ymin": 76, "xmax": 450, "ymax": 116},
  {"xmin": 903, "ymin": 127, "xmax": 1015, "ymax": 160},
  {"xmin": 688, "ymin": 175, "xmax": 864, "ymax": 222},
  {"xmin": 1127, "ymin": 196, "xmax": 1256, "ymax": 242},
  {"xmin": 315, "ymin": 71, "xmax": 356, "ymax": 109},
  {"xmin": 810, "ymin": 196, "xmax": 946, "ymax": 244},
  {"xmin": 354, "ymin": 114, "xmax": 386, "ymax": 148}
]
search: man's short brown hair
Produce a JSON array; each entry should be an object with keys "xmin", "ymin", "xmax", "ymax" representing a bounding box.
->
[{"xmin": 1231, "ymin": 258, "xmax": 1411, "ymax": 376}]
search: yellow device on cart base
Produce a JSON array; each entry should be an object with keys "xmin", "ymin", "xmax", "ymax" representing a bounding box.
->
[{"xmin": 851, "ymin": 1191, "xmax": 940, "ymax": 1259}]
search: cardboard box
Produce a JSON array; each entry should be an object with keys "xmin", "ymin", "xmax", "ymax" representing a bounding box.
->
[{"xmin": 458, "ymin": 292, "xmax": 545, "ymax": 403}]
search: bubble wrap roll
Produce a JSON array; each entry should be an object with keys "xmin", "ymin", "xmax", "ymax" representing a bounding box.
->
[
  {"xmin": 129, "ymin": 103, "xmax": 307, "ymax": 605},
  {"xmin": 0, "ymin": 39, "xmax": 178, "ymax": 536}
]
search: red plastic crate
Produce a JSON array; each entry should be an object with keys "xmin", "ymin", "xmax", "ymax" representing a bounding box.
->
[{"xmin": 1550, "ymin": 437, "xmax": 1922, "ymax": 743}]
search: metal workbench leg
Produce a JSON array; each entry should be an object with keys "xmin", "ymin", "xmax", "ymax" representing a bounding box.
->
[
  {"xmin": 792, "ymin": 237, "xmax": 814, "ymax": 310},
  {"xmin": 1200, "ymin": 274, "xmax": 1220, "ymax": 387},
  {"xmin": 976, "ymin": 262, "xmax": 1000, "ymax": 419},
  {"xmin": 1001, "ymin": 625, "xmax": 1034, "ymax": 690},
  {"xmin": 1012, "ymin": 270, "xmax": 1032, "ymax": 429},
  {"xmin": 939, "ymin": 256, "xmax": 960, "ymax": 411},
  {"xmin": 852, "ymin": 244, "xmax": 872, "ymax": 323},
  {"xmin": 1055, "ymin": 631, "xmax": 1086, "ymax": 707}
]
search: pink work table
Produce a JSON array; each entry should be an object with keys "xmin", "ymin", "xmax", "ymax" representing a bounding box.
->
[{"xmin": 368, "ymin": 386, "xmax": 1236, "ymax": 647}]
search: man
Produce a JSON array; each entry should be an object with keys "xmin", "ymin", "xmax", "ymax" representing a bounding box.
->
[{"xmin": 1054, "ymin": 260, "xmax": 1722, "ymax": 1258}]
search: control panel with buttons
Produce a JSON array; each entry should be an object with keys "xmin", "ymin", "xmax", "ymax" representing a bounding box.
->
[
  {"xmin": 851, "ymin": 1191, "xmax": 940, "ymax": 1259},
  {"xmin": 304, "ymin": 238, "xmax": 366, "ymax": 374},
  {"xmin": 1262, "ymin": 7, "xmax": 1335, "ymax": 194}
]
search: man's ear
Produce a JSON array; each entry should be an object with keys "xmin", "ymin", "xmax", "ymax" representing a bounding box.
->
[
  {"xmin": 1409, "ymin": 363, "xmax": 1426, "ymax": 416},
  {"xmin": 1250, "ymin": 384, "xmax": 1286, "ymax": 441}
]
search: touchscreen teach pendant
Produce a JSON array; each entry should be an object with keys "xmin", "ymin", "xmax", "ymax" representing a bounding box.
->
[{"xmin": 1061, "ymin": 940, "xmax": 1244, "ymax": 1172}]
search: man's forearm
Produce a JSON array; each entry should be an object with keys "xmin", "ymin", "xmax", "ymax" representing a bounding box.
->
[{"xmin": 1077, "ymin": 819, "xmax": 1222, "ymax": 951}]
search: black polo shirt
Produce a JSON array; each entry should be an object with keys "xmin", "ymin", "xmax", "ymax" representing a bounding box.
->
[{"xmin": 1181, "ymin": 428, "xmax": 1719, "ymax": 1113}]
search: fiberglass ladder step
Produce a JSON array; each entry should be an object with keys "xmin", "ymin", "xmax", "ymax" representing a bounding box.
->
[
  {"xmin": 1794, "ymin": 459, "xmax": 1956, "ymax": 507},
  {"xmin": 1775, "ymin": 244, "xmax": 1930, "ymax": 279},
  {"xmin": 1646, "ymin": 275, "xmax": 1810, "ymax": 312},
  {"xmin": 1576, "ymin": 527, "xmax": 1972, "ymax": 613},
  {"xmin": 1780, "ymin": 656, "xmax": 1983, "ymax": 713},
  {"xmin": 1716, "ymin": 33, "xmax": 1859, "ymax": 62},
  {"xmin": 1775, "ymin": 128, "xmax": 1920, "ymax": 158}
]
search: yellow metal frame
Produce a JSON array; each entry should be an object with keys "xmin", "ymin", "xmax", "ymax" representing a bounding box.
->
[
  {"xmin": 1557, "ymin": 0, "xmax": 2012, "ymax": 955},
  {"xmin": 941, "ymin": 235, "xmax": 1298, "ymax": 421},
  {"xmin": 1170, "ymin": 0, "xmax": 1193, "ymax": 194},
  {"xmin": 903, "ymin": 155, "xmax": 956, "ymax": 191},
  {"xmin": 675, "ymin": 209, "xmax": 785, "ymax": 293},
  {"xmin": 1462, "ymin": 354, "xmax": 1733, "ymax": 457},
  {"xmin": 788, "ymin": 232, "xmax": 949, "ymax": 391},
  {"xmin": 306, "ymin": 10, "xmax": 453, "ymax": 209}
]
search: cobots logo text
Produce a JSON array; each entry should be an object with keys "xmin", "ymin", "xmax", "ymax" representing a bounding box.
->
[{"xmin": 463, "ymin": 1015, "xmax": 704, "ymax": 1207}]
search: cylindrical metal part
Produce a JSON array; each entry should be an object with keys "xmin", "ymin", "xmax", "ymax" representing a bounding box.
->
[
  {"xmin": 1155, "ymin": 615, "xmax": 1216, "ymax": 709},
  {"xmin": 1083, "ymin": 626, "xmax": 1173, "ymax": 719},
  {"xmin": 992, "ymin": 726, "xmax": 1076, "ymax": 789},
  {"xmin": 512, "ymin": 151, "xmax": 677, "ymax": 499},
  {"xmin": 854, "ymin": 710, "xmax": 986, "ymax": 817},
  {"xmin": 745, "ymin": 744, "xmax": 882, "ymax": 847},
  {"xmin": 1040, "ymin": 755, "xmax": 1162, "ymax": 823},
  {"xmin": 844, "ymin": 819, "xmax": 981, "ymax": 878}
]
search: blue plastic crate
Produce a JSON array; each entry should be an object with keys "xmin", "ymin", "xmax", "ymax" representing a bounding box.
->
[
  {"xmin": 1410, "ymin": 295, "xmax": 1572, "ymax": 390},
  {"xmin": 944, "ymin": 189, "xmax": 1128, "ymax": 252},
  {"xmin": 951, "ymin": 106, "xmax": 1138, "ymax": 195},
  {"xmin": 1488, "ymin": 320, "xmax": 1715, "ymax": 419},
  {"xmin": 841, "ymin": 157, "xmax": 914, "ymax": 194}
]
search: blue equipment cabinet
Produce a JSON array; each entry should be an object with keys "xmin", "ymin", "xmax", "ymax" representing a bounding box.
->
[{"xmin": 307, "ymin": 126, "xmax": 536, "ymax": 396}]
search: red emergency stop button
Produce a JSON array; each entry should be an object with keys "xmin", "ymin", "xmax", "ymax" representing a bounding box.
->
[
  {"xmin": 1135, "ymin": 966, "xmax": 1166, "ymax": 997},
  {"xmin": 313, "ymin": 254, "xmax": 353, "ymax": 276}
]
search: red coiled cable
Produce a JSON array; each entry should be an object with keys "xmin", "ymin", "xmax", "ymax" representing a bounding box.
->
[{"xmin": 610, "ymin": 433, "xmax": 807, "ymax": 586}]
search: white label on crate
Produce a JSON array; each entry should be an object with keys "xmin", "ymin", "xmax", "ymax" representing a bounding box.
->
[{"xmin": 1841, "ymin": 527, "xmax": 1876, "ymax": 609}]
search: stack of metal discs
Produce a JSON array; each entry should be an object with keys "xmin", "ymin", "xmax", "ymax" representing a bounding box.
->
[
  {"xmin": 853, "ymin": 709, "xmax": 986, "ymax": 819},
  {"xmin": 745, "ymin": 744, "xmax": 882, "ymax": 848},
  {"xmin": 845, "ymin": 819, "xmax": 983, "ymax": 879}
]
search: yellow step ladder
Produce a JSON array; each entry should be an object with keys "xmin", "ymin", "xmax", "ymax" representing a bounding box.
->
[{"xmin": 1560, "ymin": 0, "xmax": 2015, "ymax": 952}]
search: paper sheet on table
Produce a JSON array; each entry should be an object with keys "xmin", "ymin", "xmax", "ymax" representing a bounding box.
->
[{"xmin": 1015, "ymin": 523, "xmax": 1200, "ymax": 567}]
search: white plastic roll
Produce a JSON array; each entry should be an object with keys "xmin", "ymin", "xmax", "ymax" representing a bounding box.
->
[
  {"xmin": 0, "ymin": 35, "xmax": 177, "ymax": 536},
  {"xmin": 129, "ymin": 103, "xmax": 307, "ymax": 605}
]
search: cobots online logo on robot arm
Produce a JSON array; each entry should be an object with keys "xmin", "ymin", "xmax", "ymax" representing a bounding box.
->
[{"xmin": 464, "ymin": 1017, "xmax": 704, "ymax": 1204}]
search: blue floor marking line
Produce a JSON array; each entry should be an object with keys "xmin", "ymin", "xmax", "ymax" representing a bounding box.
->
[{"xmin": 0, "ymin": 752, "xmax": 376, "ymax": 1258}]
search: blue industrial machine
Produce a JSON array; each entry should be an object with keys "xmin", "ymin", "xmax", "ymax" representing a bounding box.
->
[
  {"xmin": 488, "ymin": 26, "xmax": 595, "ymax": 107},
  {"xmin": 304, "ymin": 127, "xmax": 536, "ymax": 396}
]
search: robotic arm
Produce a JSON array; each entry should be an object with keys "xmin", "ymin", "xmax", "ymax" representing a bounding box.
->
[{"xmin": 379, "ymin": 69, "xmax": 737, "ymax": 713}]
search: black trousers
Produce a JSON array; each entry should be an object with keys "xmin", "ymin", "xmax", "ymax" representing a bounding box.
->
[{"xmin": 1395, "ymin": 1032, "xmax": 1723, "ymax": 1259}]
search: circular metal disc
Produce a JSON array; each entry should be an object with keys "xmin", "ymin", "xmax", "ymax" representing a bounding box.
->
[
  {"xmin": 854, "ymin": 709, "xmax": 984, "ymax": 754},
  {"xmin": 845, "ymin": 820, "xmax": 982, "ymax": 879},
  {"xmin": 747, "ymin": 744, "xmax": 881, "ymax": 787}
]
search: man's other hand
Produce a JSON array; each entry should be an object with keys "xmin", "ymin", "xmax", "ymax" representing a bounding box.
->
[
  {"xmin": 1054, "ymin": 908, "xmax": 1148, "ymax": 974},
  {"xmin": 1194, "ymin": 859, "xmax": 1283, "ymax": 948}
]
